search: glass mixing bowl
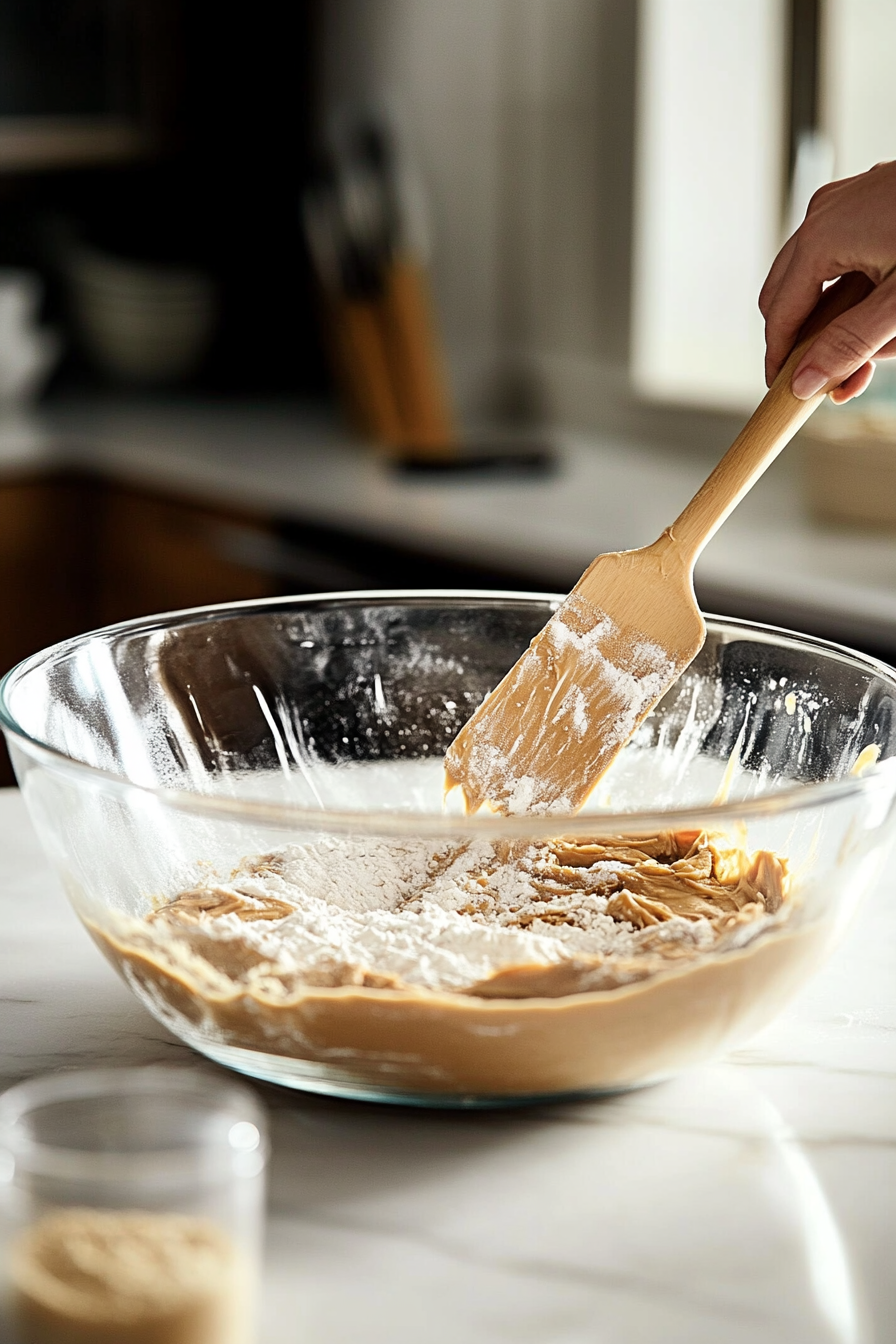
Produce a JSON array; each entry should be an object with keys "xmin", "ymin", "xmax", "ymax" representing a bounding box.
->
[{"xmin": 2, "ymin": 592, "xmax": 896, "ymax": 1108}]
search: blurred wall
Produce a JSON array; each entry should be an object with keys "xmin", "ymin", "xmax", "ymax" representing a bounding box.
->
[
  {"xmin": 318, "ymin": 0, "xmax": 746, "ymax": 451},
  {"xmin": 631, "ymin": 0, "xmax": 786, "ymax": 414},
  {"xmin": 822, "ymin": 0, "xmax": 896, "ymax": 178}
]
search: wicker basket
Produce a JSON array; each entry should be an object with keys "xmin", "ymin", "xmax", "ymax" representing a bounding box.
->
[{"xmin": 799, "ymin": 407, "xmax": 896, "ymax": 528}]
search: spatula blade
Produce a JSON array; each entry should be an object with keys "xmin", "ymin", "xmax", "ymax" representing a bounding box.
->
[{"xmin": 444, "ymin": 536, "xmax": 705, "ymax": 814}]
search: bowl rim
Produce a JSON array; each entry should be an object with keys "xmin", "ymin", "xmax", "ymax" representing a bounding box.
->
[{"xmin": 2, "ymin": 588, "xmax": 896, "ymax": 838}]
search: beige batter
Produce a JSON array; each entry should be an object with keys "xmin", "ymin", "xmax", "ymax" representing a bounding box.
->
[
  {"xmin": 9, "ymin": 1208, "xmax": 248, "ymax": 1344},
  {"xmin": 87, "ymin": 828, "xmax": 831, "ymax": 1098}
]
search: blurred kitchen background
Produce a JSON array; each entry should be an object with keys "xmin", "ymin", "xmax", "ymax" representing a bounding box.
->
[{"xmin": 0, "ymin": 0, "xmax": 894, "ymax": 779}]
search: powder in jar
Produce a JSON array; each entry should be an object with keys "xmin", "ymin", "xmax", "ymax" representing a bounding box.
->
[{"xmin": 9, "ymin": 1207, "xmax": 248, "ymax": 1344}]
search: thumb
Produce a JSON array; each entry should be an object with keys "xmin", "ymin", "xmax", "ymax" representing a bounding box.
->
[{"xmin": 791, "ymin": 272, "xmax": 896, "ymax": 399}]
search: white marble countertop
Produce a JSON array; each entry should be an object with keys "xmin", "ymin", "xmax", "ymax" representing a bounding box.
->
[
  {"xmin": 3, "ymin": 397, "xmax": 896, "ymax": 651},
  {"xmin": 0, "ymin": 785, "xmax": 893, "ymax": 1342}
]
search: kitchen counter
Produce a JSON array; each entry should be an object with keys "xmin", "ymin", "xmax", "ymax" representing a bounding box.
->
[
  {"xmin": 3, "ymin": 397, "xmax": 896, "ymax": 650},
  {"xmin": 1, "ymin": 785, "xmax": 893, "ymax": 1343}
]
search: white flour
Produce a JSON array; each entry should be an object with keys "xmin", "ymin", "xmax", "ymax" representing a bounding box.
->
[{"xmin": 153, "ymin": 833, "xmax": 732, "ymax": 995}]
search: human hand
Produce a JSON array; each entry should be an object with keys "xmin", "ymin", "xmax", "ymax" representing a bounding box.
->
[{"xmin": 759, "ymin": 160, "xmax": 896, "ymax": 403}]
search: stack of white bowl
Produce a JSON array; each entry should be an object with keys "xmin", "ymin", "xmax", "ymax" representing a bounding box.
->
[
  {"xmin": 66, "ymin": 246, "xmax": 216, "ymax": 386},
  {"xmin": 0, "ymin": 270, "xmax": 60, "ymax": 405}
]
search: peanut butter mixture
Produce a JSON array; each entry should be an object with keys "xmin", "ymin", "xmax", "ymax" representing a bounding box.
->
[
  {"xmin": 107, "ymin": 830, "xmax": 787, "ymax": 1000},
  {"xmin": 85, "ymin": 829, "xmax": 818, "ymax": 1099}
]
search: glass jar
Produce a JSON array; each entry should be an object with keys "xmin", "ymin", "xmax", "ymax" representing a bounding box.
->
[{"xmin": 0, "ymin": 1066, "xmax": 268, "ymax": 1343}]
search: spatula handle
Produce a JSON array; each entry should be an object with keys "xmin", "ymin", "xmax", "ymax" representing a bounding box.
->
[{"xmin": 669, "ymin": 270, "xmax": 875, "ymax": 563}]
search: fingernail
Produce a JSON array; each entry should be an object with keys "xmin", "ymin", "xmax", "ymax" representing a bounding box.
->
[{"xmin": 791, "ymin": 367, "xmax": 828, "ymax": 400}]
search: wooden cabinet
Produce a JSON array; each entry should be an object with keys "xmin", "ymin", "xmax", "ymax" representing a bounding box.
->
[
  {"xmin": 0, "ymin": 474, "xmax": 96, "ymax": 685},
  {"xmin": 0, "ymin": 471, "xmax": 276, "ymax": 783},
  {"xmin": 96, "ymin": 486, "xmax": 276, "ymax": 625}
]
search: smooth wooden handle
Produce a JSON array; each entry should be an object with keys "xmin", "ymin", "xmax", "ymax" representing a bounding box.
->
[
  {"xmin": 669, "ymin": 270, "xmax": 875, "ymax": 562},
  {"xmin": 332, "ymin": 296, "xmax": 405, "ymax": 446},
  {"xmin": 378, "ymin": 256, "xmax": 456, "ymax": 458}
]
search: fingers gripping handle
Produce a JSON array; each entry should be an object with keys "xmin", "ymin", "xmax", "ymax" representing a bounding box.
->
[{"xmin": 669, "ymin": 271, "xmax": 875, "ymax": 564}]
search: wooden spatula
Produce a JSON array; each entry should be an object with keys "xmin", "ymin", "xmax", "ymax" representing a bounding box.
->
[{"xmin": 445, "ymin": 271, "xmax": 874, "ymax": 815}]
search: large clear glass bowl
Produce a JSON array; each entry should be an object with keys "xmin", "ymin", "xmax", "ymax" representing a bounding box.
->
[{"xmin": 2, "ymin": 591, "xmax": 896, "ymax": 1108}]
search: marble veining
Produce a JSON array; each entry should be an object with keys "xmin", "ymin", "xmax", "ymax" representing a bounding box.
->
[{"xmin": 0, "ymin": 788, "xmax": 893, "ymax": 1343}]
